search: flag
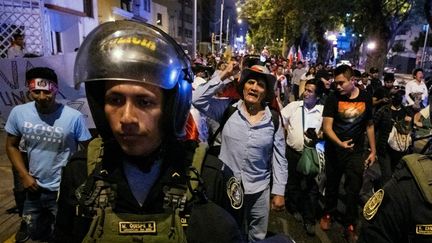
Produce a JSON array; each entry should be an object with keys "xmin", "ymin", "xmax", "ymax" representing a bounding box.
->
[
  {"xmin": 297, "ymin": 45, "xmax": 303, "ymax": 62},
  {"xmin": 288, "ymin": 45, "xmax": 295, "ymax": 69}
]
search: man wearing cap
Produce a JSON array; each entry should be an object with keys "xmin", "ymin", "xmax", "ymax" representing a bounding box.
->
[
  {"xmin": 5, "ymin": 67, "xmax": 91, "ymax": 241},
  {"xmin": 193, "ymin": 63, "xmax": 288, "ymax": 241},
  {"xmin": 315, "ymin": 69, "xmax": 333, "ymax": 105},
  {"xmin": 374, "ymin": 86, "xmax": 412, "ymax": 185}
]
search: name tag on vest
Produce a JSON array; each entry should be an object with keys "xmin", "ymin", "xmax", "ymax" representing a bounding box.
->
[
  {"xmin": 416, "ymin": 224, "xmax": 432, "ymax": 235},
  {"xmin": 119, "ymin": 221, "xmax": 156, "ymax": 234}
]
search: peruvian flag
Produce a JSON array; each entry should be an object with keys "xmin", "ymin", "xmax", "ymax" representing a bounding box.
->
[
  {"xmin": 288, "ymin": 45, "xmax": 295, "ymax": 68},
  {"xmin": 297, "ymin": 45, "xmax": 303, "ymax": 62}
]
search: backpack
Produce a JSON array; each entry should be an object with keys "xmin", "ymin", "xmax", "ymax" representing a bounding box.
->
[{"xmin": 387, "ymin": 119, "xmax": 412, "ymax": 152}]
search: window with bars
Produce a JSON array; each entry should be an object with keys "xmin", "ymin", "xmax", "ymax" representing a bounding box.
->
[{"xmin": 0, "ymin": 0, "xmax": 48, "ymax": 58}]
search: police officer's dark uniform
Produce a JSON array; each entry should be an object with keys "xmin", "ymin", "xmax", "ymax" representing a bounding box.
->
[
  {"xmin": 359, "ymin": 153, "xmax": 432, "ymax": 243},
  {"xmin": 53, "ymin": 20, "xmax": 242, "ymax": 243}
]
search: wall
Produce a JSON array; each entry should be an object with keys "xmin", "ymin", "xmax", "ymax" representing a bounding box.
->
[
  {"xmin": 152, "ymin": 2, "xmax": 168, "ymax": 33},
  {"xmin": 45, "ymin": 0, "xmax": 84, "ymax": 12}
]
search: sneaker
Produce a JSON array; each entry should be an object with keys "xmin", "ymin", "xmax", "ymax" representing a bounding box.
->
[
  {"xmin": 319, "ymin": 214, "xmax": 332, "ymax": 231},
  {"xmin": 345, "ymin": 224, "xmax": 358, "ymax": 243},
  {"xmin": 304, "ymin": 223, "xmax": 316, "ymax": 236},
  {"xmin": 292, "ymin": 211, "xmax": 303, "ymax": 223},
  {"xmin": 15, "ymin": 221, "xmax": 30, "ymax": 243}
]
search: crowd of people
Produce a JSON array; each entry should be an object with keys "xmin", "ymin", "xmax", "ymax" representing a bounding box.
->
[
  {"xmin": 3, "ymin": 20, "xmax": 432, "ymax": 243},
  {"xmin": 188, "ymin": 47, "xmax": 432, "ymax": 242}
]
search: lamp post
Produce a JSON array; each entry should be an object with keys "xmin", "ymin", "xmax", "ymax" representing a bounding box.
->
[
  {"xmin": 226, "ymin": 16, "xmax": 230, "ymax": 45},
  {"xmin": 193, "ymin": 0, "xmax": 197, "ymax": 59},
  {"xmin": 421, "ymin": 24, "xmax": 430, "ymax": 68},
  {"xmin": 219, "ymin": 0, "xmax": 224, "ymax": 50}
]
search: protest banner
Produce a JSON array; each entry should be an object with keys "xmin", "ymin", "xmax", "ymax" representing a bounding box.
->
[{"xmin": 0, "ymin": 53, "xmax": 95, "ymax": 128}]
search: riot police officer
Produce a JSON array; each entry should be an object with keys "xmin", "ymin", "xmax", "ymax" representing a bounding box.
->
[
  {"xmin": 359, "ymin": 153, "xmax": 432, "ymax": 243},
  {"xmin": 53, "ymin": 20, "xmax": 243, "ymax": 243}
]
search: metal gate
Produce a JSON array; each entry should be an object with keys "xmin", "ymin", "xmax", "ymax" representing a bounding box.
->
[{"xmin": 0, "ymin": 0, "xmax": 51, "ymax": 58}]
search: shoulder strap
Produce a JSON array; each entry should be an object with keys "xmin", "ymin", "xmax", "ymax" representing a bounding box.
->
[
  {"xmin": 74, "ymin": 137, "xmax": 113, "ymax": 217},
  {"xmin": 86, "ymin": 136, "xmax": 104, "ymax": 176},
  {"xmin": 403, "ymin": 153, "xmax": 432, "ymax": 204},
  {"xmin": 269, "ymin": 108, "xmax": 280, "ymax": 135},
  {"xmin": 208, "ymin": 100, "xmax": 238, "ymax": 146},
  {"xmin": 186, "ymin": 142, "xmax": 209, "ymax": 202},
  {"xmin": 208, "ymin": 102, "xmax": 281, "ymax": 146}
]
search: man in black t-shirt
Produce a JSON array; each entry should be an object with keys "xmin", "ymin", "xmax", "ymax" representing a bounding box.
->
[
  {"xmin": 373, "ymin": 73, "xmax": 395, "ymax": 112},
  {"xmin": 320, "ymin": 65, "xmax": 376, "ymax": 242},
  {"xmin": 368, "ymin": 67, "xmax": 382, "ymax": 96}
]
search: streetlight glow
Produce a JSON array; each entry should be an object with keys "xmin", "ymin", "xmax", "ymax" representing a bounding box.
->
[
  {"xmin": 238, "ymin": 18, "xmax": 242, "ymax": 24},
  {"xmin": 367, "ymin": 42, "xmax": 376, "ymax": 50},
  {"xmin": 236, "ymin": 7, "xmax": 241, "ymax": 13}
]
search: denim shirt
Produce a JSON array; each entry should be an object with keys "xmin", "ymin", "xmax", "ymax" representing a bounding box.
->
[{"xmin": 192, "ymin": 76, "xmax": 288, "ymax": 196}]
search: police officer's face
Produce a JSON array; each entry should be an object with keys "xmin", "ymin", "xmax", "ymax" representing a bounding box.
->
[{"xmin": 104, "ymin": 81, "xmax": 163, "ymax": 157}]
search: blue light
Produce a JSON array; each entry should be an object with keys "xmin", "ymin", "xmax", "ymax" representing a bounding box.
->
[{"xmin": 170, "ymin": 69, "xmax": 178, "ymax": 84}]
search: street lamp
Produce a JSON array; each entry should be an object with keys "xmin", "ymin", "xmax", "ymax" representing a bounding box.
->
[
  {"xmin": 220, "ymin": 0, "xmax": 224, "ymax": 50},
  {"xmin": 367, "ymin": 41, "xmax": 376, "ymax": 50}
]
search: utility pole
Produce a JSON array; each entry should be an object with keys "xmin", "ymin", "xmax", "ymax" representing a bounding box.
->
[
  {"xmin": 193, "ymin": 0, "xmax": 197, "ymax": 59},
  {"xmin": 421, "ymin": 24, "xmax": 430, "ymax": 68},
  {"xmin": 226, "ymin": 16, "xmax": 229, "ymax": 46},
  {"xmin": 219, "ymin": 0, "xmax": 224, "ymax": 50}
]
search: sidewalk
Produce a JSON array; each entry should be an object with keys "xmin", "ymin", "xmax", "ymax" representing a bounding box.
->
[{"xmin": 0, "ymin": 131, "xmax": 21, "ymax": 242}]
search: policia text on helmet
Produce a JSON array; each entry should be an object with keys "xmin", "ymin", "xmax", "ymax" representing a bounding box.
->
[{"xmin": 74, "ymin": 20, "xmax": 194, "ymax": 141}]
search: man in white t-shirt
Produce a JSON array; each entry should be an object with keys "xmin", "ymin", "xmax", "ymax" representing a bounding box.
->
[
  {"xmin": 291, "ymin": 61, "xmax": 307, "ymax": 101},
  {"xmin": 405, "ymin": 68, "xmax": 428, "ymax": 109}
]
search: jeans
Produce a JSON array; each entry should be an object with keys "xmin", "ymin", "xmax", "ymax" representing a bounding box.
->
[
  {"xmin": 12, "ymin": 152, "xmax": 29, "ymax": 216},
  {"xmin": 323, "ymin": 146, "xmax": 364, "ymax": 226},
  {"xmin": 22, "ymin": 189, "xmax": 58, "ymax": 241},
  {"xmin": 242, "ymin": 187, "xmax": 270, "ymax": 242}
]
